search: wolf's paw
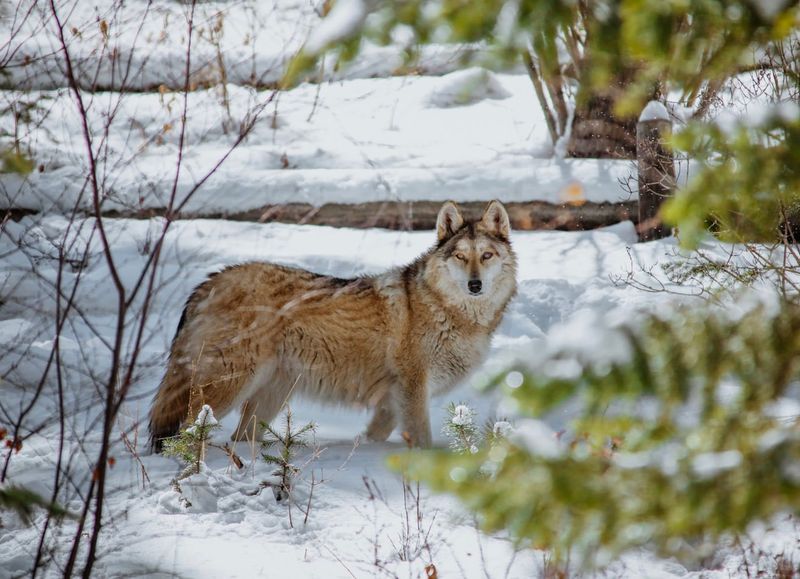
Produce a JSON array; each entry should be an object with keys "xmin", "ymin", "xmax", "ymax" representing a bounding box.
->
[
  {"xmin": 400, "ymin": 427, "xmax": 432, "ymax": 449},
  {"xmin": 365, "ymin": 424, "xmax": 394, "ymax": 442}
]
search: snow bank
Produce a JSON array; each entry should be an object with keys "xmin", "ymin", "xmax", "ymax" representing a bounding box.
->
[
  {"xmin": 512, "ymin": 419, "xmax": 564, "ymax": 459},
  {"xmin": 1, "ymin": 74, "xmax": 641, "ymax": 213},
  {"xmin": 426, "ymin": 68, "xmax": 511, "ymax": 108},
  {"xmin": 304, "ymin": 0, "xmax": 367, "ymax": 54},
  {"xmin": 0, "ymin": 209, "xmax": 774, "ymax": 578},
  {"xmin": 4, "ymin": 158, "xmax": 638, "ymax": 213},
  {"xmin": 639, "ymin": 100, "xmax": 671, "ymax": 123},
  {"xmin": 1, "ymin": 0, "xmax": 479, "ymax": 91},
  {"xmin": 691, "ymin": 450, "xmax": 743, "ymax": 480}
]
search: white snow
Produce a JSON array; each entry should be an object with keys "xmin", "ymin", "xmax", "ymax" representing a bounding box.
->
[
  {"xmin": 691, "ymin": 450, "xmax": 743, "ymax": 480},
  {"xmin": 544, "ymin": 308, "xmax": 634, "ymax": 371},
  {"xmin": 492, "ymin": 420, "xmax": 514, "ymax": 438},
  {"xmin": 504, "ymin": 370, "xmax": 524, "ymax": 389},
  {"xmin": 1, "ymin": 0, "xmax": 473, "ymax": 91},
  {"xmin": 304, "ymin": 0, "xmax": 367, "ymax": 54},
  {"xmin": 450, "ymin": 404, "xmax": 475, "ymax": 427},
  {"xmin": 751, "ymin": 0, "xmax": 791, "ymax": 20},
  {"xmin": 196, "ymin": 405, "xmax": 219, "ymax": 427},
  {"xmin": 1, "ymin": 1, "xmax": 796, "ymax": 577},
  {"xmin": 0, "ymin": 213, "xmax": 793, "ymax": 578},
  {"xmin": 0, "ymin": 75, "xmax": 639, "ymax": 214},
  {"xmin": 511, "ymin": 419, "xmax": 564, "ymax": 459},
  {"xmin": 0, "ymin": 214, "xmax": 691, "ymax": 578},
  {"xmin": 741, "ymin": 100, "xmax": 800, "ymax": 129},
  {"xmin": 639, "ymin": 100, "xmax": 671, "ymax": 123},
  {"xmin": 426, "ymin": 67, "xmax": 512, "ymax": 108},
  {"xmin": 185, "ymin": 404, "xmax": 220, "ymax": 435}
]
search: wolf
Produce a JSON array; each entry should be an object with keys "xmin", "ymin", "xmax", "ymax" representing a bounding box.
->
[{"xmin": 149, "ymin": 200, "xmax": 517, "ymax": 451}]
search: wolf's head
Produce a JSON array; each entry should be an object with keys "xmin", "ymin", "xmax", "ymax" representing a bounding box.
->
[{"xmin": 425, "ymin": 201, "xmax": 517, "ymax": 315}]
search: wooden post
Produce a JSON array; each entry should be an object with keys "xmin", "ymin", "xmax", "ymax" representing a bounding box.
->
[{"xmin": 637, "ymin": 101, "xmax": 676, "ymax": 242}]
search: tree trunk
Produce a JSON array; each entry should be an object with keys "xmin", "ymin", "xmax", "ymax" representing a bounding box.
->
[
  {"xmin": 567, "ymin": 92, "xmax": 638, "ymax": 159},
  {"xmin": 636, "ymin": 105, "xmax": 675, "ymax": 241}
]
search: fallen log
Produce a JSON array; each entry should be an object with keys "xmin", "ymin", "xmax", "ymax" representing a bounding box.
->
[{"xmin": 87, "ymin": 200, "xmax": 637, "ymax": 231}]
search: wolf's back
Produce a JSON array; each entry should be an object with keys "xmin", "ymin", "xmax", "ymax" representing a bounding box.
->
[{"xmin": 148, "ymin": 261, "xmax": 395, "ymax": 452}]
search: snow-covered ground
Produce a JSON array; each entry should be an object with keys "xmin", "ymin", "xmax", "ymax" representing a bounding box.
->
[
  {"xmin": 0, "ymin": 215, "xmax": 696, "ymax": 578},
  {"xmin": 1, "ymin": 0, "xmax": 476, "ymax": 91},
  {"xmin": 0, "ymin": 71, "xmax": 643, "ymax": 214},
  {"xmin": 2, "ymin": 3, "xmax": 678, "ymax": 216},
  {"xmin": 0, "ymin": 1, "xmax": 794, "ymax": 578},
  {"xmin": 5, "ymin": 214, "xmax": 784, "ymax": 579}
]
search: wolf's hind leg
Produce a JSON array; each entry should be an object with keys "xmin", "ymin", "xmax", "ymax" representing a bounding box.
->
[
  {"xmin": 365, "ymin": 395, "xmax": 397, "ymax": 442},
  {"xmin": 231, "ymin": 370, "xmax": 296, "ymax": 443}
]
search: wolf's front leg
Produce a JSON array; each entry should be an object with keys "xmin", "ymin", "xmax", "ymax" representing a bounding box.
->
[
  {"xmin": 231, "ymin": 369, "xmax": 293, "ymax": 443},
  {"xmin": 365, "ymin": 394, "xmax": 397, "ymax": 442},
  {"xmin": 395, "ymin": 377, "xmax": 432, "ymax": 448},
  {"xmin": 231, "ymin": 397, "xmax": 264, "ymax": 443}
]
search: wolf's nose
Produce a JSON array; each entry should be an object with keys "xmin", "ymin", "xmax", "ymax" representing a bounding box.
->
[{"xmin": 468, "ymin": 280, "xmax": 482, "ymax": 294}]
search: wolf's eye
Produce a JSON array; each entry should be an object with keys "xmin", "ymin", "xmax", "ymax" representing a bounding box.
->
[
  {"xmin": 482, "ymin": 252, "xmax": 493, "ymax": 260},
  {"xmin": 455, "ymin": 253, "xmax": 467, "ymax": 261}
]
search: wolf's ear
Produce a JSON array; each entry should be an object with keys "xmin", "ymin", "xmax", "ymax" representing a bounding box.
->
[
  {"xmin": 479, "ymin": 200, "xmax": 510, "ymax": 239},
  {"xmin": 436, "ymin": 201, "xmax": 464, "ymax": 241}
]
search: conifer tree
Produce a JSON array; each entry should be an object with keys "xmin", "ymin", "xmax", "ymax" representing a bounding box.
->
[
  {"xmin": 162, "ymin": 404, "xmax": 221, "ymax": 479},
  {"xmin": 260, "ymin": 407, "xmax": 315, "ymax": 502},
  {"xmin": 392, "ymin": 303, "xmax": 800, "ymax": 568}
]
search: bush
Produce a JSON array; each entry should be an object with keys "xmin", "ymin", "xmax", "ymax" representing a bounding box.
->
[{"xmin": 392, "ymin": 300, "xmax": 800, "ymax": 568}]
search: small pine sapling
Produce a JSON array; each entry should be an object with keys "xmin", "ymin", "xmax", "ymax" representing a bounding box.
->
[
  {"xmin": 260, "ymin": 406, "xmax": 315, "ymax": 502},
  {"xmin": 442, "ymin": 403, "xmax": 481, "ymax": 454},
  {"xmin": 162, "ymin": 404, "xmax": 221, "ymax": 479},
  {"xmin": 395, "ymin": 304, "xmax": 800, "ymax": 570},
  {"xmin": 484, "ymin": 419, "xmax": 514, "ymax": 447}
]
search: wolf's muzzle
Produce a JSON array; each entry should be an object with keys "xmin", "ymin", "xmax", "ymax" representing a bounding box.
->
[{"xmin": 468, "ymin": 279, "xmax": 482, "ymax": 294}]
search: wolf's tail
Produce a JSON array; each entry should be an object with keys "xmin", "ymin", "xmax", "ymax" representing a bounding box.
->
[
  {"xmin": 149, "ymin": 305, "xmax": 192, "ymax": 453},
  {"xmin": 148, "ymin": 373, "xmax": 190, "ymax": 453}
]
